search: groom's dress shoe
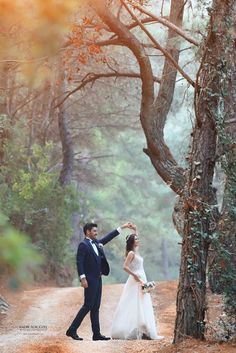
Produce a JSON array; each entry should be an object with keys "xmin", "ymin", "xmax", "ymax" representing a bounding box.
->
[
  {"xmin": 66, "ymin": 329, "xmax": 83, "ymax": 340},
  {"xmin": 142, "ymin": 333, "xmax": 151, "ymax": 340},
  {"xmin": 93, "ymin": 334, "xmax": 111, "ymax": 341}
]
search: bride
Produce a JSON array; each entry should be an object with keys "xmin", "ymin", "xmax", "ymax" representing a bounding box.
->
[{"xmin": 111, "ymin": 225, "xmax": 161, "ymax": 340}]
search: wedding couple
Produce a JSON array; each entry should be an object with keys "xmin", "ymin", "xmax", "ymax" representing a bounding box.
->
[{"xmin": 66, "ymin": 222, "xmax": 161, "ymax": 341}]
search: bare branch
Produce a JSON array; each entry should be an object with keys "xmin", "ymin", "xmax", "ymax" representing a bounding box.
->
[
  {"xmin": 116, "ymin": 3, "xmax": 123, "ymax": 20},
  {"xmin": 95, "ymin": 37, "xmax": 160, "ymax": 50},
  {"xmin": 128, "ymin": 16, "xmax": 168, "ymax": 30},
  {"xmin": 11, "ymin": 91, "xmax": 44, "ymax": 118},
  {"xmin": 154, "ymin": 0, "xmax": 190, "ymax": 133},
  {"xmin": 71, "ymin": 123, "xmax": 140, "ymax": 131},
  {"xmin": 102, "ymin": 16, "xmax": 165, "ymax": 43},
  {"xmin": 121, "ymin": 0, "xmax": 195, "ymax": 88},
  {"xmin": 54, "ymin": 72, "xmax": 161, "ymax": 109},
  {"xmin": 74, "ymin": 153, "xmax": 114, "ymax": 160},
  {"xmin": 133, "ymin": 3, "xmax": 199, "ymax": 46}
]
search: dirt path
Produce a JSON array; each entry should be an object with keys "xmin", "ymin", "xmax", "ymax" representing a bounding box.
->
[{"xmin": 0, "ymin": 281, "xmax": 234, "ymax": 353}]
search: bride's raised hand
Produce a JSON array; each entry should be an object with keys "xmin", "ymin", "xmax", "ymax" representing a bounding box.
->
[
  {"xmin": 121, "ymin": 222, "xmax": 133, "ymax": 230},
  {"xmin": 131, "ymin": 223, "xmax": 137, "ymax": 234}
]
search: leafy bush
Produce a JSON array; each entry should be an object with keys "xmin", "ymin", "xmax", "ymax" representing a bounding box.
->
[
  {"xmin": 0, "ymin": 213, "xmax": 42, "ymax": 287},
  {"xmin": 0, "ymin": 135, "xmax": 80, "ymax": 284}
]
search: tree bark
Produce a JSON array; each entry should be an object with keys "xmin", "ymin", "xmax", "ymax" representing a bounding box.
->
[
  {"xmin": 57, "ymin": 65, "xmax": 74, "ymax": 187},
  {"xmin": 207, "ymin": 0, "xmax": 236, "ymax": 305},
  {"xmin": 174, "ymin": 0, "xmax": 235, "ymax": 342},
  {"xmin": 146, "ymin": 0, "xmax": 185, "ymax": 195},
  {"xmin": 0, "ymin": 63, "xmax": 10, "ymax": 163}
]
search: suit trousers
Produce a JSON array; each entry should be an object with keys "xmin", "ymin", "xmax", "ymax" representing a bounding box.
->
[{"xmin": 69, "ymin": 277, "xmax": 102, "ymax": 336}]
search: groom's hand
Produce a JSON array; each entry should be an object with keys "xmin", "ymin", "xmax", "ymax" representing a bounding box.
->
[
  {"xmin": 121, "ymin": 222, "xmax": 133, "ymax": 229},
  {"xmin": 81, "ymin": 278, "xmax": 88, "ymax": 288},
  {"xmin": 121, "ymin": 222, "xmax": 137, "ymax": 233}
]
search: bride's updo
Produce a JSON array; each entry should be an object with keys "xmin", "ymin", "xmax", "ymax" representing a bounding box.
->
[{"xmin": 125, "ymin": 234, "xmax": 136, "ymax": 256}]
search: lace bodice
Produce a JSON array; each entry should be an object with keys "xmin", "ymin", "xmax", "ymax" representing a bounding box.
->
[{"xmin": 129, "ymin": 252, "xmax": 146, "ymax": 281}]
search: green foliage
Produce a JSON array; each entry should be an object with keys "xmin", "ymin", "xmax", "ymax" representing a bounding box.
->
[
  {"xmin": 0, "ymin": 122, "xmax": 80, "ymax": 282},
  {"xmin": 0, "ymin": 213, "xmax": 42, "ymax": 288}
]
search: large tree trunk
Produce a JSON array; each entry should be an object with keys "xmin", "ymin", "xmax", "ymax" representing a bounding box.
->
[
  {"xmin": 174, "ymin": 0, "xmax": 235, "ymax": 342},
  {"xmin": 208, "ymin": 0, "xmax": 236, "ymax": 311},
  {"xmin": 173, "ymin": 122, "xmax": 216, "ymax": 341},
  {"xmin": 57, "ymin": 66, "xmax": 74, "ymax": 187},
  {"xmin": 0, "ymin": 63, "xmax": 10, "ymax": 163}
]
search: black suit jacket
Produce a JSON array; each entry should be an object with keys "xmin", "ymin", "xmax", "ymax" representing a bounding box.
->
[{"xmin": 76, "ymin": 229, "xmax": 119, "ymax": 279}]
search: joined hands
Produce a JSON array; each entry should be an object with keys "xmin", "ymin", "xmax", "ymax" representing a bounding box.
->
[{"xmin": 121, "ymin": 222, "xmax": 137, "ymax": 232}]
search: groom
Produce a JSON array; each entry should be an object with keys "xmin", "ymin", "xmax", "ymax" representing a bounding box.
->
[{"xmin": 66, "ymin": 221, "xmax": 133, "ymax": 341}]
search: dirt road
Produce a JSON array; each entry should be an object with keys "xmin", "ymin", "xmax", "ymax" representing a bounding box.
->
[{"xmin": 0, "ymin": 281, "xmax": 234, "ymax": 353}]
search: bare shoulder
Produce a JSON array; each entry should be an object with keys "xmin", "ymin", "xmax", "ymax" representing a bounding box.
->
[{"xmin": 127, "ymin": 251, "xmax": 135, "ymax": 259}]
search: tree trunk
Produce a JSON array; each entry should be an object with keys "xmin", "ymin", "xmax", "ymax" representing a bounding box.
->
[
  {"xmin": 0, "ymin": 63, "xmax": 10, "ymax": 163},
  {"xmin": 174, "ymin": 0, "xmax": 235, "ymax": 342},
  {"xmin": 208, "ymin": 0, "xmax": 236, "ymax": 310},
  {"xmin": 57, "ymin": 66, "xmax": 74, "ymax": 187}
]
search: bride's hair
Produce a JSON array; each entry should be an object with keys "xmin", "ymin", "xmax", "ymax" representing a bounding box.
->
[{"xmin": 125, "ymin": 234, "xmax": 136, "ymax": 257}]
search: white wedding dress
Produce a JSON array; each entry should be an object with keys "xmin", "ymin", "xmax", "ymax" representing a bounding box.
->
[{"xmin": 111, "ymin": 251, "xmax": 158, "ymax": 340}]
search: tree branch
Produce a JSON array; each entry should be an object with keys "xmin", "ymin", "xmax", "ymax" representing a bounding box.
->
[
  {"xmin": 74, "ymin": 153, "xmax": 114, "ymax": 160},
  {"xmin": 102, "ymin": 16, "xmax": 165, "ymax": 43},
  {"xmin": 133, "ymin": 3, "xmax": 199, "ymax": 46},
  {"xmin": 154, "ymin": 0, "xmax": 186, "ymax": 131},
  {"xmin": 95, "ymin": 37, "xmax": 160, "ymax": 50},
  {"xmin": 88, "ymin": 0, "xmax": 186, "ymax": 195},
  {"xmin": 145, "ymin": 0, "xmax": 187, "ymax": 193},
  {"xmin": 11, "ymin": 90, "xmax": 44, "ymax": 118},
  {"xmin": 54, "ymin": 72, "xmax": 160, "ymax": 109},
  {"xmin": 121, "ymin": 0, "xmax": 195, "ymax": 88}
]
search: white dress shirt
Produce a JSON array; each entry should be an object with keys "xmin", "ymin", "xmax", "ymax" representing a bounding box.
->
[{"xmin": 89, "ymin": 238, "xmax": 99, "ymax": 256}]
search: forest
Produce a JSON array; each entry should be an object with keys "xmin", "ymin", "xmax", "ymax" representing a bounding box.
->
[{"xmin": 0, "ymin": 0, "xmax": 235, "ymax": 348}]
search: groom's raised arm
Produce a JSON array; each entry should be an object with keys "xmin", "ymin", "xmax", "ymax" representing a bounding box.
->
[
  {"xmin": 99, "ymin": 229, "xmax": 120, "ymax": 245},
  {"xmin": 99, "ymin": 222, "xmax": 133, "ymax": 245}
]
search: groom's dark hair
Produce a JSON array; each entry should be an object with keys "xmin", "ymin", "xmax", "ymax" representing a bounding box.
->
[{"xmin": 83, "ymin": 222, "xmax": 98, "ymax": 235}]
